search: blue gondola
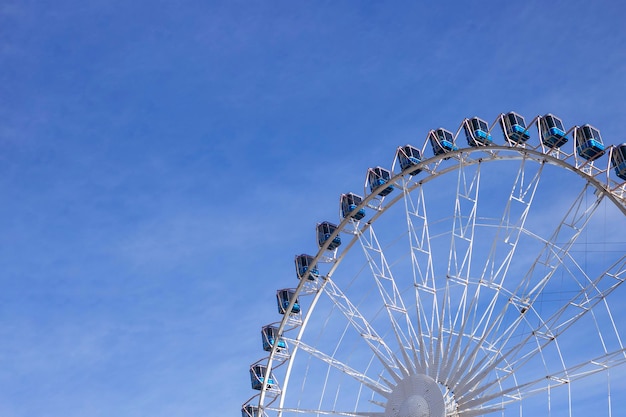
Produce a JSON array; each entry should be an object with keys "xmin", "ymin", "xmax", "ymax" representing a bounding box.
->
[
  {"xmin": 397, "ymin": 145, "xmax": 423, "ymax": 175},
  {"xmin": 368, "ymin": 167, "xmax": 394, "ymax": 196},
  {"xmin": 500, "ymin": 112, "xmax": 531, "ymax": 144},
  {"xmin": 262, "ymin": 325, "xmax": 286, "ymax": 351},
  {"xmin": 317, "ymin": 221, "xmax": 341, "ymax": 250},
  {"xmin": 250, "ymin": 364, "xmax": 274, "ymax": 390},
  {"xmin": 241, "ymin": 405, "xmax": 260, "ymax": 417},
  {"xmin": 295, "ymin": 254, "xmax": 319, "ymax": 280},
  {"xmin": 341, "ymin": 193, "xmax": 366, "ymax": 220},
  {"xmin": 464, "ymin": 117, "xmax": 492, "ymax": 147},
  {"xmin": 540, "ymin": 113, "xmax": 568, "ymax": 148},
  {"xmin": 429, "ymin": 128, "xmax": 458, "ymax": 156},
  {"xmin": 276, "ymin": 289, "xmax": 300, "ymax": 314},
  {"xmin": 611, "ymin": 143, "xmax": 626, "ymax": 180},
  {"xmin": 575, "ymin": 124, "xmax": 605, "ymax": 161}
]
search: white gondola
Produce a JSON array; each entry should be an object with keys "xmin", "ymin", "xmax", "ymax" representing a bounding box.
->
[
  {"xmin": 250, "ymin": 364, "xmax": 274, "ymax": 390},
  {"xmin": 575, "ymin": 124, "xmax": 605, "ymax": 161},
  {"xmin": 262, "ymin": 325, "xmax": 286, "ymax": 351},
  {"xmin": 367, "ymin": 166, "xmax": 394, "ymax": 196},
  {"xmin": 396, "ymin": 145, "xmax": 423, "ymax": 175},
  {"xmin": 241, "ymin": 405, "xmax": 261, "ymax": 417},
  {"xmin": 463, "ymin": 117, "xmax": 492, "ymax": 147},
  {"xmin": 429, "ymin": 128, "xmax": 457, "ymax": 156},
  {"xmin": 317, "ymin": 221, "xmax": 341, "ymax": 250},
  {"xmin": 276, "ymin": 289, "xmax": 300, "ymax": 314},
  {"xmin": 500, "ymin": 111, "xmax": 530, "ymax": 144},
  {"xmin": 341, "ymin": 193, "xmax": 366, "ymax": 220},
  {"xmin": 611, "ymin": 143, "xmax": 626, "ymax": 180},
  {"xmin": 539, "ymin": 113, "xmax": 568, "ymax": 148},
  {"xmin": 295, "ymin": 254, "xmax": 319, "ymax": 280}
]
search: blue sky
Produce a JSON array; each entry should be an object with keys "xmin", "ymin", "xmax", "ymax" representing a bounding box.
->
[{"xmin": 1, "ymin": 1, "xmax": 625, "ymax": 416}]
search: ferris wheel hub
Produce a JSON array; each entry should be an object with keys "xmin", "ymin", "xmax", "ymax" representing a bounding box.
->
[{"xmin": 385, "ymin": 374, "xmax": 445, "ymax": 417}]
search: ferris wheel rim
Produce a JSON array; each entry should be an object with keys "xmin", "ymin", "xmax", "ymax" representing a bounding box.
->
[{"xmin": 252, "ymin": 143, "xmax": 626, "ymax": 416}]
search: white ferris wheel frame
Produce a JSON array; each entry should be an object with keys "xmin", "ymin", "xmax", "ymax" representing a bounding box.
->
[{"xmin": 245, "ymin": 114, "xmax": 626, "ymax": 417}]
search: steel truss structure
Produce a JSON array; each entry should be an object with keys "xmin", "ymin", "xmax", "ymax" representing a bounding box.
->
[{"xmin": 243, "ymin": 113, "xmax": 626, "ymax": 417}]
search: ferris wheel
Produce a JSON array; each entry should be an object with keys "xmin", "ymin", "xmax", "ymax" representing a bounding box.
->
[{"xmin": 242, "ymin": 112, "xmax": 626, "ymax": 417}]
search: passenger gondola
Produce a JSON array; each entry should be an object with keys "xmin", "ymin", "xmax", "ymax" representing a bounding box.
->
[
  {"xmin": 463, "ymin": 117, "xmax": 493, "ymax": 147},
  {"xmin": 276, "ymin": 289, "xmax": 300, "ymax": 314},
  {"xmin": 295, "ymin": 254, "xmax": 319, "ymax": 280},
  {"xmin": 396, "ymin": 145, "xmax": 423, "ymax": 175},
  {"xmin": 341, "ymin": 193, "xmax": 366, "ymax": 220},
  {"xmin": 368, "ymin": 167, "xmax": 394, "ymax": 196},
  {"xmin": 611, "ymin": 143, "xmax": 626, "ymax": 180},
  {"xmin": 539, "ymin": 113, "xmax": 568, "ymax": 148},
  {"xmin": 241, "ymin": 405, "xmax": 260, "ymax": 417},
  {"xmin": 429, "ymin": 128, "xmax": 458, "ymax": 156},
  {"xmin": 262, "ymin": 325, "xmax": 286, "ymax": 351},
  {"xmin": 575, "ymin": 124, "xmax": 605, "ymax": 161},
  {"xmin": 500, "ymin": 112, "xmax": 531, "ymax": 144},
  {"xmin": 317, "ymin": 221, "xmax": 341, "ymax": 250},
  {"xmin": 250, "ymin": 364, "xmax": 274, "ymax": 390}
]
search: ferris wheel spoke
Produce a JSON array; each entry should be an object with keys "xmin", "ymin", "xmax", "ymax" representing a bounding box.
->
[
  {"xmin": 473, "ymin": 157, "xmax": 544, "ymax": 302},
  {"xmin": 540, "ymin": 348, "xmax": 626, "ymax": 383},
  {"xmin": 463, "ymin": 180, "xmax": 606, "ymax": 371},
  {"xmin": 464, "ymin": 182, "xmax": 612, "ymax": 372},
  {"xmin": 402, "ymin": 182, "xmax": 435, "ymax": 374},
  {"xmin": 478, "ymin": 157, "xmax": 544, "ymax": 286},
  {"xmin": 356, "ymin": 224, "xmax": 422, "ymax": 376},
  {"xmin": 531, "ymin": 255, "xmax": 626, "ymax": 343},
  {"xmin": 448, "ymin": 158, "xmax": 481, "ymax": 282},
  {"xmin": 282, "ymin": 337, "xmax": 391, "ymax": 396},
  {"xmin": 436, "ymin": 159, "xmax": 482, "ymax": 383},
  {"xmin": 518, "ymin": 182, "xmax": 605, "ymax": 300},
  {"xmin": 442, "ymin": 159, "xmax": 545, "ymax": 388},
  {"xmin": 440, "ymin": 159, "xmax": 534, "ymax": 386},
  {"xmin": 455, "ymin": 346, "xmax": 626, "ymax": 414},
  {"xmin": 451, "ymin": 256, "xmax": 626, "ymax": 404},
  {"xmin": 441, "ymin": 290, "xmax": 501, "ymax": 391},
  {"xmin": 321, "ymin": 276, "xmax": 406, "ymax": 382},
  {"xmin": 267, "ymin": 406, "xmax": 384, "ymax": 417},
  {"xmin": 456, "ymin": 376, "xmax": 539, "ymax": 411},
  {"xmin": 504, "ymin": 257, "xmax": 626, "ymax": 368},
  {"xmin": 453, "ymin": 351, "xmax": 553, "ymax": 411}
]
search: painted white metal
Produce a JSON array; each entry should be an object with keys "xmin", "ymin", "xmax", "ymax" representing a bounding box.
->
[{"xmin": 250, "ymin": 114, "xmax": 626, "ymax": 417}]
